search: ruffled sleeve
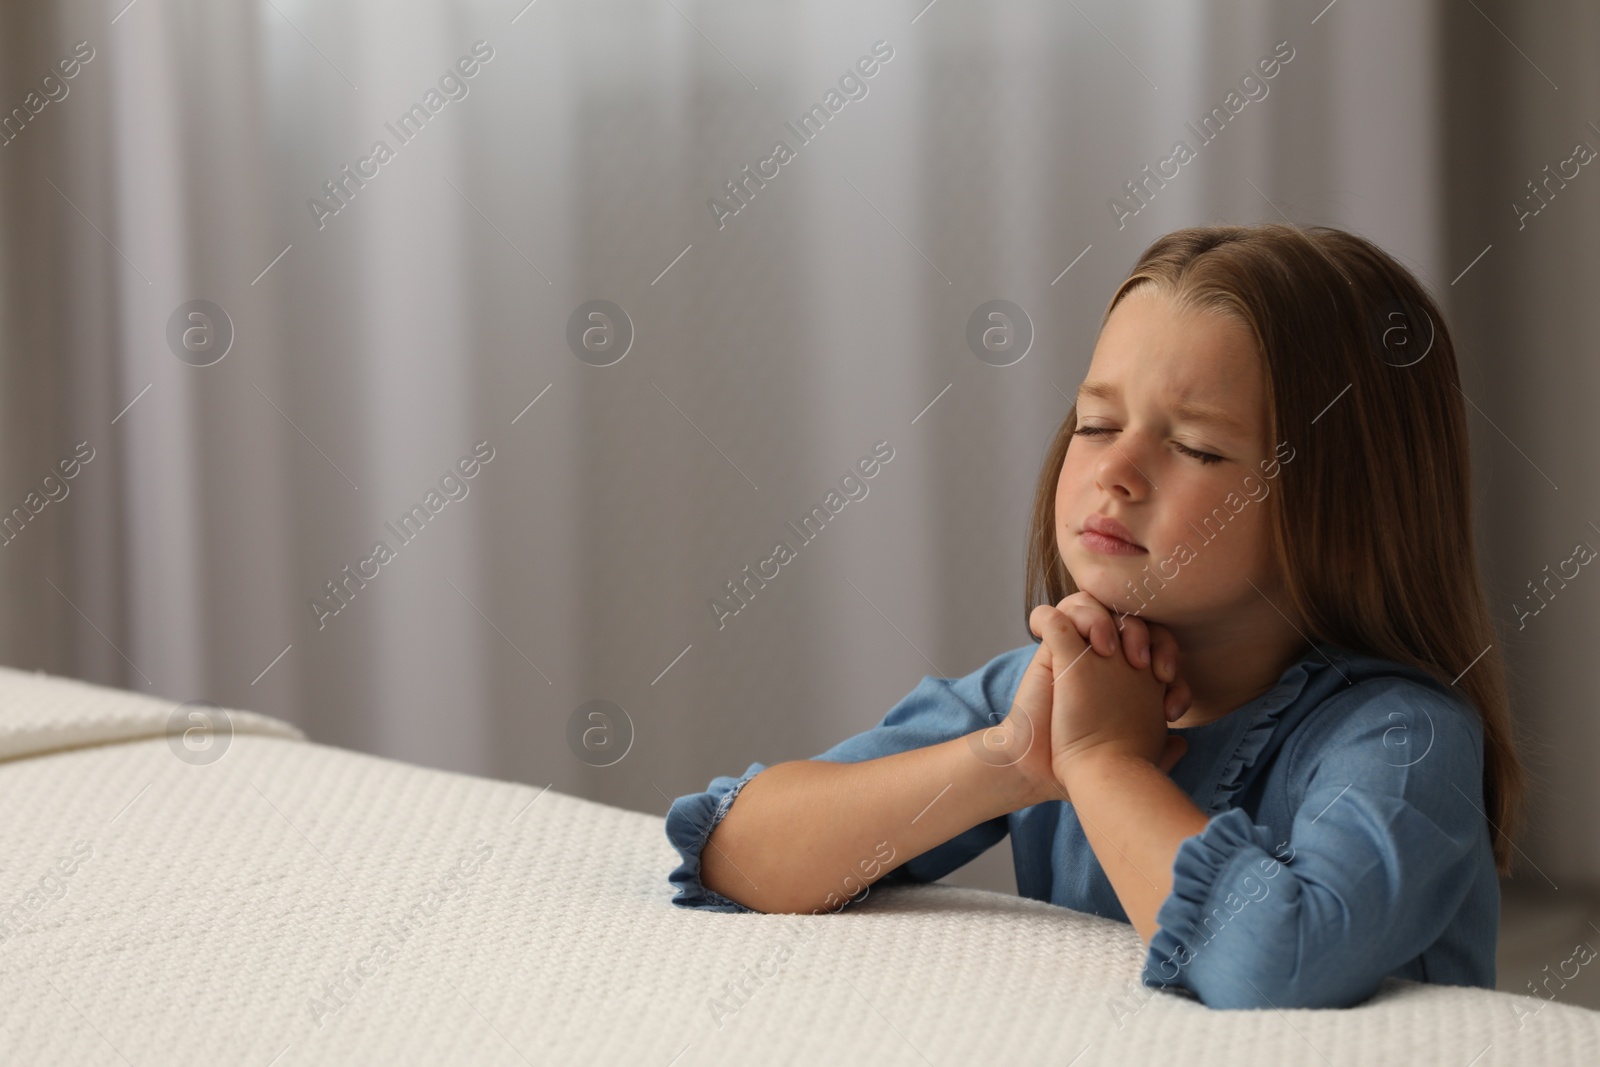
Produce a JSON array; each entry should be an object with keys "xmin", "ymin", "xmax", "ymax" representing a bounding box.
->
[
  {"xmin": 1140, "ymin": 676, "xmax": 1495, "ymax": 1009},
  {"xmin": 1141, "ymin": 807, "xmax": 1282, "ymax": 990},
  {"xmin": 665, "ymin": 761, "xmax": 766, "ymax": 912}
]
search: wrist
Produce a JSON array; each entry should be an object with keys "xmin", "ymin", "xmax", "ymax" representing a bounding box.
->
[
  {"xmin": 960, "ymin": 723, "xmax": 1060, "ymax": 810},
  {"xmin": 1014, "ymin": 762, "xmax": 1065, "ymax": 809},
  {"xmin": 1054, "ymin": 745, "xmax": 1148, "ymax": 792}
]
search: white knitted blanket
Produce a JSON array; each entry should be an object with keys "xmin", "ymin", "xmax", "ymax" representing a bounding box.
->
[{"xmin": 0, "ymin": 664, "xmax": 1595, "ymax": 1065}]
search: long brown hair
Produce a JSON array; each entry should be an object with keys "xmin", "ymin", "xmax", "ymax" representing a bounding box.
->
[{"xmin": 1024, "ymin": 222, "xmax": 1525, "ymax": 876}]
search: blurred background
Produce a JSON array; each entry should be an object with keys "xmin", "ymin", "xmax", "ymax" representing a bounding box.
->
[{"xmin": 0, "ymin": 0, "xmax": 1595, "ymax": 1004}]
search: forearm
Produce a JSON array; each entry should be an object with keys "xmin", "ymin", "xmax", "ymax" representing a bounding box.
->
[
  {"xmin": 1065, "ymin": 753, "xmax": 1210, "ymax": 943},
  {"xmin": 702, "ymin": 731, "xmax": 1044, "ymax": 914}
]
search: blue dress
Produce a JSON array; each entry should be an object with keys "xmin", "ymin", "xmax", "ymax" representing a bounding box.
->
[{"xmin": 663, "ymin": 639, "xmax": 1500, "ymax": 1010}]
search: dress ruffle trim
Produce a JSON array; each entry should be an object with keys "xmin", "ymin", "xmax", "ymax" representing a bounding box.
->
[
  {"xmin": 1204, "ymin": 643, "xmax": 1346, "ymax": 814},
  {"xmin": 664, "ymin": 761, "xmax": 766, "ymax": 912},
  {"xmin": 1140, "ymin": 806, "xmax": 1280, "ymax": 991}
]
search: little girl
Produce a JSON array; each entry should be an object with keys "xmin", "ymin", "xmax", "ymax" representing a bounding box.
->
[{"xmin": 664, "ymin": 222, "xmax": 1526, "ymax": 1011}]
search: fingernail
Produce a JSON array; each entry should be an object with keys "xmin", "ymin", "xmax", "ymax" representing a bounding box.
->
[{"xmin": 1140, "ymin": 647, "xmax": 1150, "ymax": 665}]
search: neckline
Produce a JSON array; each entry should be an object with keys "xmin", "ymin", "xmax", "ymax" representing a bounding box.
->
[{"xmin": 1167, "ymin": 639, "xmax": 1339, "ymax": 737}]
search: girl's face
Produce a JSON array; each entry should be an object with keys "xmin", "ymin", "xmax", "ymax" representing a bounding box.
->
[{"xmin": 1055, "ymin": 285, "xmax": 1283, "ymax": 626}]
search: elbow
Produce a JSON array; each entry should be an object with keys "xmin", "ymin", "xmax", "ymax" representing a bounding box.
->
[
  {"xmin": 1205, "ymin": 981, "xmax": 1377, "ymax": 1012},
  {"xmin": 701, "ymin": 818, "xmax": 825, "ymax": 915},
  {"xmin": 1184, "ymin": 957, "xmax": 1382, "ymax": 1011},
  {"xmin": 699, "ymin": 822, "xmax": 767, "ymax": 910},
  {"xmin": 1149, "ymin": 925, "xmax": 1382, "ymax": 1010},
  {"xmin": 1146, "ymin": 885, "xmax": 1383, "ymax": 1010}
]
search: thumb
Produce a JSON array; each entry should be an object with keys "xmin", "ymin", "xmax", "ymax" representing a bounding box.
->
[{"xmin": 1156, "ymin": 734, "xmax": 1188, "ymax": 775}]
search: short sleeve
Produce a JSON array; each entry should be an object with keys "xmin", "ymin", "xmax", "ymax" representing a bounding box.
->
[
  {"xmin": 1141, "ymin": 678, "xmax": 1492, "ymax": 1009},
  {"xmin": 664, "ymin": 643, "xmax": 1035, "ymax": 910}
]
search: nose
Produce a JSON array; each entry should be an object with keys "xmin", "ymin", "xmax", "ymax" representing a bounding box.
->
[{"xmin": 1093, "ymin": 438, "xmax": 1152, "ymax": 500}]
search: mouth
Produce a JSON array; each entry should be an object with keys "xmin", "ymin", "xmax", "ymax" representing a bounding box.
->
[{"xmin": 1078, "ymin": 514, "xmax": 1147, "ymax": 556}]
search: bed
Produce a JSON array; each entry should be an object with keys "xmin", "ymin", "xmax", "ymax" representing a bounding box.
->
[{"xmin": 1, "ymin": 664, "xmax": 1596, "ymax": 1065}]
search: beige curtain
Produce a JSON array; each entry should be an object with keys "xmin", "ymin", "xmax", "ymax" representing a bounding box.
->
[{"xmin": 0, "ymin": 0, "xmax": 1594, "ymax": 892}]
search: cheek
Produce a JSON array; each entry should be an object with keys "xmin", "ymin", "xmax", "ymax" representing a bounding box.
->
[
  {"xmin": 1165, "ymin": 491, "xmax": 1274, "ymax": 580},
  {"xmin": 1056, "ymin": 447, "xmax": 1090, "ymax": 498},
  {"xmin": 1054, "ymin": 457, "xmax": 1085, "ymax": 526},
  {"xmin": 1232, "ymin": 507, "xmax": 1278, "ymax": 578}
]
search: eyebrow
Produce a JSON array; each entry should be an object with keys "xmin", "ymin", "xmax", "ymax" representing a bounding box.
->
[{"xmin": 1075, "ymin": 379, "xmax": 1249, "ymax": 433}]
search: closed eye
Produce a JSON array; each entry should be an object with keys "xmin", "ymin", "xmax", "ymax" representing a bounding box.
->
[
  {"xmin": 1174, "ymin": 442, "xmax": 1224, "ymax": 465},
  {"xmin": 1073, "ymin": 426, "xmax": 1225, "ymax": 465}
]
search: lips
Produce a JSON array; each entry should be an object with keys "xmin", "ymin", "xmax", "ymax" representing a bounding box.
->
[{"xmin": 1079, "ymin": 513, "xmax": 1146, "ymax": 553}]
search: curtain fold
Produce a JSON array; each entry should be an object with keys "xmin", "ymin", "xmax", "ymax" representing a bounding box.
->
[{"xmin": 0, "ymin": 0, "xmax": 1592, "ymax": 891}]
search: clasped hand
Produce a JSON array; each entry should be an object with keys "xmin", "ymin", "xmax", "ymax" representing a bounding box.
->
[{"xmin": 993, "ymin": 592, "xmax": 1190, "ymax": 805}]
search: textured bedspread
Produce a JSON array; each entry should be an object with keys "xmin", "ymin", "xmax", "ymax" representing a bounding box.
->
[{"xmin": 1, "ymin": 664, "xmax": 1595, "ymax": 1065}]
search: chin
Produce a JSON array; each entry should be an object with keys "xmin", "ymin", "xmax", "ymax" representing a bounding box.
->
[{"xmin": 1064, "ymin": 561, "xmax": 1146, "ymax": 616}]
